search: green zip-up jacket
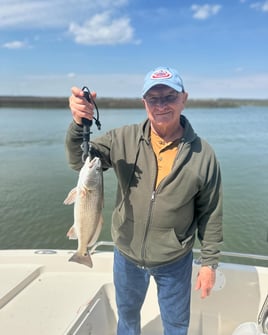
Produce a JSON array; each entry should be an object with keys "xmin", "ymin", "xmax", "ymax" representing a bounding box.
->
[{"xmin": 65, "ymin": 115, "xmax": 223, "ymax": 267}]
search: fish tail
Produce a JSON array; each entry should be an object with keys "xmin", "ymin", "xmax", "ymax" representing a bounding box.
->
[{"xmin": 68, "ymin": 252, "xmax": 93, "ymax": 268}]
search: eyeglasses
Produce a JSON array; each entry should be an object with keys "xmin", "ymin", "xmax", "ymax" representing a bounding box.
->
[{"xmin": 144, "ymin": 93, "xmax": 180, "ymax": 106}]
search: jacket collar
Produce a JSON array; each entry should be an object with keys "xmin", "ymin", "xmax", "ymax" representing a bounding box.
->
[{"xmin": 139, "ymin": 115, "xmax": 197, "ymax": 144}]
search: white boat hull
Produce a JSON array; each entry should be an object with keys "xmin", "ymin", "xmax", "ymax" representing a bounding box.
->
[{"xmin": 0, "ymin": 245, "xmax": 267, "ymax": 335}]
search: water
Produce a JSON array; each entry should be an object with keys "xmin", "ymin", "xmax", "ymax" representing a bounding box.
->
[{"xmin": 0, "ymin": 106, "xmax": 267, "ymax": 265}]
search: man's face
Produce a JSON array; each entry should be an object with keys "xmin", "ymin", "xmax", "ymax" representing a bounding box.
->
[{"xmin": 143, "ymin": 85, "xmax": 187, "ymax": 130}]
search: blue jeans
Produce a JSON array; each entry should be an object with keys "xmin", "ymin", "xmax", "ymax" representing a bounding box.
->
[{"xmin": 113, "ymin": 248, "xmax": 193, "ymax": 335}]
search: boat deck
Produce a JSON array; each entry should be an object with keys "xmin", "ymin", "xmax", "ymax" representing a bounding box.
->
[{"xmin": 0, "ymin": 248, "xmax": 267, "ymax": 335}]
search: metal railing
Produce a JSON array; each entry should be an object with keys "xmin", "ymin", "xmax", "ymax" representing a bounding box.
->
[{"xmin": 90, "ymin": 241, "xmax": 268, "ymax": 262}]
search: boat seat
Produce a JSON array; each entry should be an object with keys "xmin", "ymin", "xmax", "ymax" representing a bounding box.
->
[
  {"xmin": 0, "ymin": 264, "xmax": 41, "ymax": 309},
  {"xmin": 65, "ymin": 284, "xmax": 117, "ymax": 335}
]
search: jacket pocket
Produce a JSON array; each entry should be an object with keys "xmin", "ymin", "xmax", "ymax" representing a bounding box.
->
[
  {"xmin": 111, "ymin": 208, "xmax": 134, "ymax": 248},
  {"xmin": 144, "ymin": 227, "xmax": 188, "ymax": 262},
  {"xmin": 179, "ymin": 234, "xmax": 195, "ymax": 248},
  {"xmin": 144, "ymin": 225, "xmax": 196, "ymax": 265}
]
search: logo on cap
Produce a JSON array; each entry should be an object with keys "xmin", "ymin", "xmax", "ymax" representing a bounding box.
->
[{"xmin": 151, "ymin": 69, "xmax": 172, "ymax": 80}]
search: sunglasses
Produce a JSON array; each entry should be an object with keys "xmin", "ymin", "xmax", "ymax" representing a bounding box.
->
[{"xmin": 144, "ymin": 93, "xmax": 180, "ymax": 106}]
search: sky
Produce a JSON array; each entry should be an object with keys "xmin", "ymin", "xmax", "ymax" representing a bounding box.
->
[{"xmin": 0, "ymin": 0, "xmax": 268, "ymax": 99}]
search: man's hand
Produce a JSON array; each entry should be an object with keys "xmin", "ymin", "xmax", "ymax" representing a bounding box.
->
[
  {"xmin": 69, "ymin": 87, "xmax": 97, "ymax": 125},
  {"xmin": 195, "ymin": 266, "xmax": 216, "ymax": 299}
]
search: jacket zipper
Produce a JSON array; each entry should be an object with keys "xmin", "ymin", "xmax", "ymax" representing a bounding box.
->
[
  {"xmin": 140, "ymin": 140, "xmax": 158, "ymax": 266},
  {"xmin": 140, "ymin": 190, "xmax": 156, "ymax": 266},
  {"xmin": 140, "ymin": 140, "xmax": 185, "ymax": 266}
]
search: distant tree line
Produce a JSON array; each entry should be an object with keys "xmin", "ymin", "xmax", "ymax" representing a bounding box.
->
[{"xmin": 0, "ymin": 96, "xmax": 268, "ymax": 109}]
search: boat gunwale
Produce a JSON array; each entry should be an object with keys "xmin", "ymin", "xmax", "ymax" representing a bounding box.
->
[{"xmin": 0, "ymin": 241, "xmax": 267, "ymax": 262}]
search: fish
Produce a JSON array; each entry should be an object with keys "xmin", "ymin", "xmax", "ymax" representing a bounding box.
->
[{"xmin": 64, "ymin": 156, "xmax": 104, "ymax": 268}]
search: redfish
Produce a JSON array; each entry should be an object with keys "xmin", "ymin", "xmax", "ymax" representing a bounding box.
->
[{"xmin": 64, "ymin": 157, "xmax": 103, "ymax": 267}]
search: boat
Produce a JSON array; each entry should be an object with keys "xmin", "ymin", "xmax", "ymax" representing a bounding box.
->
[{"xmin": 0, "ymin": 241, "xmax": 267, "ymax": 335}]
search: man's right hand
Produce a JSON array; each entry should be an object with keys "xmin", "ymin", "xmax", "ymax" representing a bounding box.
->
[{"xmin": 69, "ymin": 86, "xmax": 97, "ymax": 125}]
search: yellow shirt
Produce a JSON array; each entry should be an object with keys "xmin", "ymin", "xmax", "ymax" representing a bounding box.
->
[{"xmin": 150, "ymin": 130, "xmax": 181, "ymax": 188}]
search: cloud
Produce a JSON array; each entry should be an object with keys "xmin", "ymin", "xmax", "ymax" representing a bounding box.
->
[
  {"xmin": 67, "ymin": 72, "xmax": 76, "ymax": 78},
  {"xmin": 250, "ymin": 1, "xmax": 268, "ymax": 12},
  {"xmin": 2, "ymin": 40, "xmax": 28, "ymax": 49},
  {"xmin": 191, "ymin": 4, "xmax": 222, "ymax": 20},
  {"xmin": 69, "ymin": 12, "xmax": 136, "ymax": 45},
  {"xmin": 234, "ymin": 67, "xmax": 244, "ymax": 73},
  {"xmin": 0, "ymin": 1, "xmax": 57, "ymax": 28},
  {"xmin": 0, "ymin": 0, "xmax": 137, "ymax": 45},
  {"xmin": 0, "ymin": 0, "xmax": 131, "ymax": 28}
]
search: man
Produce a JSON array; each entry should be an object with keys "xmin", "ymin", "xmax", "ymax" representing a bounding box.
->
[{"xmin": 65, "ymin": 66, "xmax": 223, "ymax": 335}]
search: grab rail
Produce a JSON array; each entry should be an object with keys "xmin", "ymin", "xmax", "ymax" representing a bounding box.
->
[
  {"xmin": 205, "ymin": 250, "xmax": 268, "ymax": 262},
  {"xmin": 90, "ymin": 241, "xmax": 115, "ymax": 254},
  {"xmin": 90, "ymin": 241, "xmax": 268, "ymax": 262}
]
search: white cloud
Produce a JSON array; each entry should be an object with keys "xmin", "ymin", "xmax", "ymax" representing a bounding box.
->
[
  {"xmin": 67, "ymin": 72, "xmax": 76, "ymax": 78},
  {"xmin": 191, "ymin": 4, "xmax": 222, "ymax": 20},
  {"xmin": 0, "ymin": 1, "xmax": 58, "ymax": 28},
  {"xmin": 0, "ymin": 0, "xmax": 131, "ymax": 28},
  {"xmin": 250, "ymin": 1, "xmax": 268, "ymax": 12},
  {"xmin": 0, "ymin": 0, "xmax": 137, "ymax": 45},
  {"xmin": 2, "ymin": 40, "xmax": 28, "ymax": 49},
  {"xmin": 69, "ymin": 12, "xmax": 136, "ymax": 45},
  {"xmin": 234, "ymin": 67, "xmax": 244, "ymax": 73}
]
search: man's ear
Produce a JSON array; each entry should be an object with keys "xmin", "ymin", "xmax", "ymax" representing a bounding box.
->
[
  {"xmin": 183, "ymin": 92, "xmax": 188, "ymax": 104},
  {"xmin": 142, "ymin": 98, "xmax": 146, "ymax": 106}
]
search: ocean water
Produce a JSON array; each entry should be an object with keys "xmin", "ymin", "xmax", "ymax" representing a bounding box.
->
[{"xmin": 0, "ymin": 106, "xmax": 267, "ymax": 265}]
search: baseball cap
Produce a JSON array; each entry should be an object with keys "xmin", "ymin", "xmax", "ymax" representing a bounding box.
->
[{"xmin": 142, "ymin": 66, "xmax": 185, "ymax": 97}]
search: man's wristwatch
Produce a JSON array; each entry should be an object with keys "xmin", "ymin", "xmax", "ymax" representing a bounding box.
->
[{"xmin": 206, "ymin": 264, "xmax": 218, "ymax": 270}]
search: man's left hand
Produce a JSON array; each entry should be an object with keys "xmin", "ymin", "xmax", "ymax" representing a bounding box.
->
[{"xmin": 195, "ymin": 266, "xmax": 216, "ymax": 299}]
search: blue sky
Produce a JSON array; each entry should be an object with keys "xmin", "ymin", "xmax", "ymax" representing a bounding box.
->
[{"xmin": 0, "ymin": 0, "xmax": 268, "ymax": 99}]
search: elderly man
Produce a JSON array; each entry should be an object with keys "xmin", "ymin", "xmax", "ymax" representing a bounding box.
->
[{"xmin": 65, "ymin": 66, "xmax": 223, "ymax": 335}]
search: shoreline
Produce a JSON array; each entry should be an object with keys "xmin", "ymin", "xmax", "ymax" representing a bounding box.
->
[{"xmin": 1, "ymin": 96, "xmax": 268, "ymax": 109}]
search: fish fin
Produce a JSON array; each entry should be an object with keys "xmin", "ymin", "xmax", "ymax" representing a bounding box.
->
[
  {"xmin": 66, "ymin": 225, "xmax": 78, "ymax": 239},
  {"xmin": 63, "ymin": 187, "xmax": 77, "ymax": 205},
  {"xmin": 79, "ymin": 188, "xmax": 88, "ymax": 198},
  {"xmin": 68, "ymin": 252, "xmax": 93, "ymax": 268}
]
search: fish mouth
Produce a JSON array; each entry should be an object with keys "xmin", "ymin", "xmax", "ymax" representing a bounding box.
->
[{"xmin": 88, "ymin": 157, "xmax": 99, "ymax": 167}]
